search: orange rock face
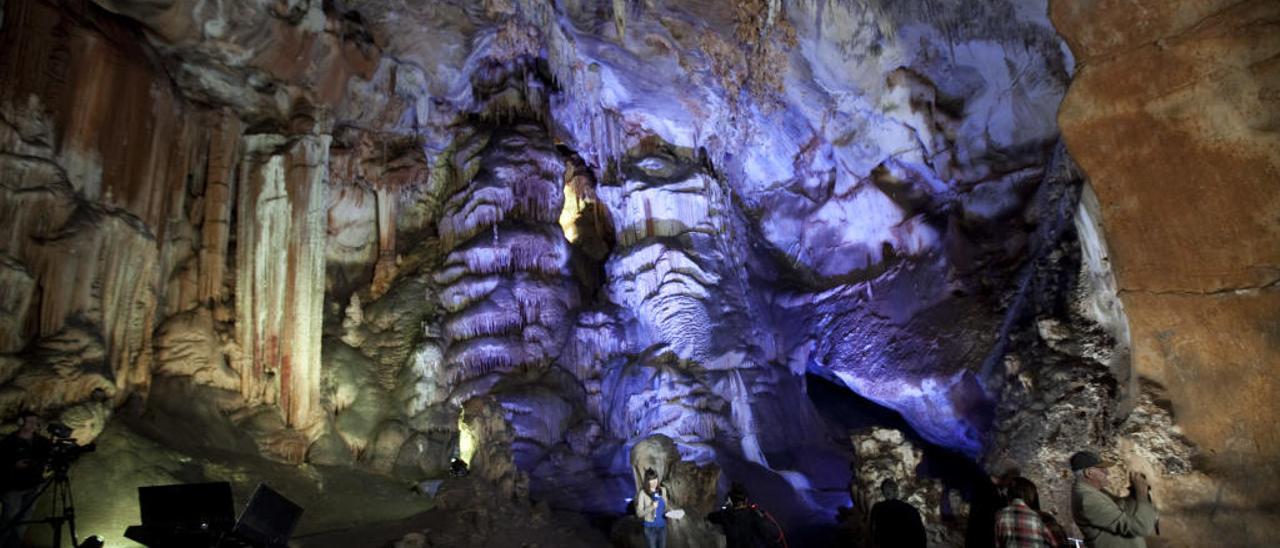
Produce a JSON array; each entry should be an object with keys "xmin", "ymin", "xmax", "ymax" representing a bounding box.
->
[
  {"xmin": 1053, "ymin": 0, "xmax": 1280, "ymax": 545},
  {"xmin": 0, "ymin": 0, "xmax": 378, "ymax": 438},
  {"xmin": 0, "ymin": 0, "xmax": 200, "ymax": 406}
]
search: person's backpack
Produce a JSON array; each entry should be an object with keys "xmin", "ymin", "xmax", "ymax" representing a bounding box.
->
[{"xmin": 753, "ymin": 506, "xmax": 787, "ymax": 548}]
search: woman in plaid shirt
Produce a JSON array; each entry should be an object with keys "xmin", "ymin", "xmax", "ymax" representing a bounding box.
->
[{"xmin": 995, "ymin": 477, "xmax": 1059, "ymax": 547}]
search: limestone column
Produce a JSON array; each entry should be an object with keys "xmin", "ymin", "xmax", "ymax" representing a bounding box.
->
[
  {"xmin": 369, "ymin": 185, "xmax": 397, "ymax": 298},
  {"xmin": 235, "ymin": 134, "xmax": 329, "ymax": 427},
  {"xmin": 279, "ymin": 136, "xmax": 328, "ymax": 427},
  {"xmin": 198, "ymin": 111, "xmax": 241, "ymax": 304}
]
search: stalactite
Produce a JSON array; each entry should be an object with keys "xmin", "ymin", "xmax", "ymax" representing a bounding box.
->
[
  {"xmin": 236, "ymin": 138, "xmax": 288, "ymax": 408},
  {"xmin": 443, "ymin": 227, "xmax": 569, "ymax": 277},
  {"xmin": 438, "ymin": 275, "xmax": 500, "ymax": 313},
  {"xmin": 97, "ymin": 217, "xmax": 160, "ymax": 392},
  {"xmin": 369, "ymin": 186, "xmax": 398, "ymax": 298},
  {"xmin": 280, "ymin": 136, "xmax": 329, "ymax": 428},
  {"xmin": 198, "ymin": 110, "xmax": 242, "ymax": 304},
  {"xmin": 444, "ymin": 301, "xmax": 524, "ymax": 340},
  {"xmin": 439, "ymin": 186, "xmax": 514, "ymax": 246}
]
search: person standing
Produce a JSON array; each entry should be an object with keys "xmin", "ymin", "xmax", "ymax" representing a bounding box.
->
[
  {"xmin": 868, "ymin": 479, "xmax": 927, "ymax": 548},
  {"xmin": 967, "ymin": 469, "xmax": 1016, "ymax": 548},
  {"xmin": 0, "ymin": 412, "xmax": 51, "ymax": 548},
  {"xmin": 994, "ymin": 476, "xmax": 1059, "ymax": 547},
  {"xmin": 1070, "ymin": 451, "xmax": 1157, "ymax": 548},
  {"xmin": 635, "ymin": 468, "xmax": 673, "ymax": 548}
]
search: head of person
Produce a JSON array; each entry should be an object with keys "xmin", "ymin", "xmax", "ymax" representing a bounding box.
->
[
  {"xmin": 1070, "ymin": 451, "xmax": 1113, "ymax": 488},
  {"xmin": 880, "ymin": 478, "xmax": 899, "ymax": 500},
  {"xmin": 728, "ymin": 483, "xmax": 749, "ymax": 508},
  {"xmin": 1007, "ymin": 477, "xmax": 1041, "ymax": 510},
  {"xmin": 16, "ymin": 411, "xmax": 41, "ymax": 436},
  {"xmin": 644, "ymin": 468, "xmax": 660, "ymax": 493}
]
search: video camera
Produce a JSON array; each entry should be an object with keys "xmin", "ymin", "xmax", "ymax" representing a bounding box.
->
[
  {"xmin": 45, "ymin": 422, "xmax": 95, "ymax": 473},
  {"xmin": 449, "ymin": 457, "xmax": 469, "ymax": 477}
]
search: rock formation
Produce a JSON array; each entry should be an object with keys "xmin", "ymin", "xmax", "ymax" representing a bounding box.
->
[
  {"xmin": 1053, "ymin": 1, "xmax": 1280, "ymax": 545},
  {"xmin": 0, "ymin": 0, "xmax": 1273, "ymax": 545}
]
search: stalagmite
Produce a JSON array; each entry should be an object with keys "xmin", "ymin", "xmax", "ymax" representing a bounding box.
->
[{"xmin": 436, "ymin": 122, "xmax": 575, "ymax": 384}]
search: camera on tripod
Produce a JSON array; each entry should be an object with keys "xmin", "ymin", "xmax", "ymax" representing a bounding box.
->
[
  {"xmin": 0, "ymin": 422, "xmax": 102, "ymax": 547},
  {"xmin": 44, "ymin": 423, "xmax": 95, "ymax": 474}
]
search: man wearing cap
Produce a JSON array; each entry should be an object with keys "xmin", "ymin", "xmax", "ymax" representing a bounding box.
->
[{"xmin": 1070, "ymin": 451, "xmax": 1158, "ymax": 548}]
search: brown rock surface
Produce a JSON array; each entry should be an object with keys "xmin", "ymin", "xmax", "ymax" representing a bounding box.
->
[
  {"xmin": 1053, "ymin": 0, "xmax": 1280, "ymax": 545},
  {"xmin": 0, "ymin": 0, "xmax": 195, "ymax": 414}
]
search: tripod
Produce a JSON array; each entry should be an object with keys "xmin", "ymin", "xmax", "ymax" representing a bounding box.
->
[{"xmin": 0, "ymin": 465, "xmax": 89, "ymax": 548}]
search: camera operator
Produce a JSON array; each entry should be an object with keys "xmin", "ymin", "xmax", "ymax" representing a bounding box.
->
[
  {"xmin": 707, "ymin": 483, "xmax": 784, "ymax": 548},
  {"xmin": 0, "ymin": 412, "xmax": 52, "ymax": 548}
]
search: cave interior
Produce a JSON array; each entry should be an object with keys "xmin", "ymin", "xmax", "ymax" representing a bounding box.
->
[{"xmin": 0, "ymin": 0, "xmax": 1276, "ymax": 546}]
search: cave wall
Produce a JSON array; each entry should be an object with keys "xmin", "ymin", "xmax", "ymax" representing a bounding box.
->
[
  {"xmin": 0, "ymin": 0, "xmax": 204, "ymax": 438},
  {"xmin": 3, "ymin": 0, "xmax": 1266, "ymax": 544},
  {"xmin": 1053, "ymin": 0, "xmax": 1280, "ymax": 545},
  {"xmin": 0, "ymin": 0, "xmax": 426, "ymax": 452}
]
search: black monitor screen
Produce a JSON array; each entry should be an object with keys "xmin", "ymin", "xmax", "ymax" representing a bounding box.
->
[
  {"xmin": 136, "ymin": 482, "xmax": 236, "ymax": 532},
  {"xmin": 234, "ymin": 483, "xmax": 303, "ymax": 546}
]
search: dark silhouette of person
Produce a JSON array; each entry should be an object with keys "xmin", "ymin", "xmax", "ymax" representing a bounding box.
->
[
  {"xmin": 0, "ymin": 412, "xmax": 52, "ymax": 548},
  {"xmin": 968, "ymin": 469, "xmax": 1016, "ymax": 548},
  {"xmin": 707, "ymin": 483, "xmax": 783, "ymax": 548},
  {"xmin": 868, "ymin": 478, "xmax": 926, "ymax": 548}
]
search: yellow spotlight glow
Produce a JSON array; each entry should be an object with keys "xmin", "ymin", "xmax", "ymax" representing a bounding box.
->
[
  {"xmin": 559, "ymin": 180, "xmax": 582, "ymax": 244},
  {"xmin": 458, "ymin": 413, "xmax": 476, "ymax": 464}
]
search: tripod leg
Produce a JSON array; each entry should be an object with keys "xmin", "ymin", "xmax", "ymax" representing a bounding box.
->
[
  {"xmin": 50, "ymin": 479, "xmax": 63, "ymax": 548},
  {"xmin": 62, "ymin": 478, "xmax": 80, "ymax": 547}
]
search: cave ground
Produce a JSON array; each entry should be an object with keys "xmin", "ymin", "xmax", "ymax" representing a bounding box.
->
[{"xmin": 19, "ymin": 418, "xmax": 611, "ymax": 548}]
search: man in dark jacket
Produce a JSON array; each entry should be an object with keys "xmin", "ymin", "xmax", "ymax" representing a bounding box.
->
[
  {"xmin": 707, "ymin": 484, "xmax": 781, "ymax": 548},
  {"xmin": 868, "ymin": 479, "xmax": 926, "ymax": 548},
  {"xmin": 0, "ymin": 412, "xmax": 51, "ymax": 548}
]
